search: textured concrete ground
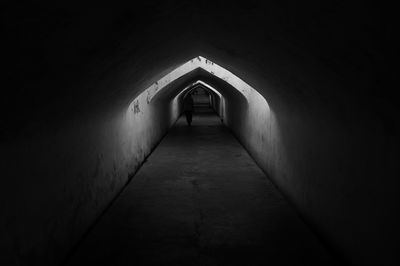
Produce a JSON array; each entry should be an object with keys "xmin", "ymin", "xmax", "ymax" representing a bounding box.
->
[{"xmin": 66, "ymin": 108, "xmax": 337, "ymax": 266}]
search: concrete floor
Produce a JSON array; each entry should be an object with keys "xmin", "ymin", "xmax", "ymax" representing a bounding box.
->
[{"xmin": 65, "ymin": 108, "xmax": 337, "ymax": 266}]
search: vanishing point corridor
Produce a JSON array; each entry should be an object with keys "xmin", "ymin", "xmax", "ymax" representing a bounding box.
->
[
  {"xmin": 66, "ymin": 107, "xmax": 336, "ymax": 266},
  {"xmin": 3, "ymin": 3, "xmax": 395, "ymax": 265}
]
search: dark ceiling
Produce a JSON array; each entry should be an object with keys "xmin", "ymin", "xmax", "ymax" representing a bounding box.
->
[{"xmin": 2, "ymin": 1, "xmax": 392, "ymax": 138}]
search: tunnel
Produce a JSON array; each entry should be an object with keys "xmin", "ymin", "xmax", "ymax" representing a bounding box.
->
[{"xmin": 1, "ymin": 1, "xmax": 397, "ymax": 266}]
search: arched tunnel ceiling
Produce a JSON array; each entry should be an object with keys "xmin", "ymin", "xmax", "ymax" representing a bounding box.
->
[
  {"xmin": 176, "ymin": 83, "xmax": 221, "ymax": 108},
  {"xmin": 183, "ymin": 81, "xmax": 222, "ymax": 99},
  {"xmin": 1, "ymin": 3, "xmax": 397, "ymax": 265},
  {"xmin": 180, "ymin": 84, "xmax": 218, "ymax": 98},
  {"xmin": 3, "ymin": 1, "xmax": 391, "ymax": 138},
  {"xmin": 145, "ymin": 56, "xmax": 263, "ymax": 108},
  {"xmin": 148, "ymin": 68, "xmax": 248, "ymax": 108},
  {"xmin": 163, "ymin": 81, "xmax": 222, "ymax": 105}
]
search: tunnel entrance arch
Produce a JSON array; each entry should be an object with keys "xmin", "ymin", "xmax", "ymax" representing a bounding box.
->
[
  {"xmin": 127, "ymin": 56, "xmax": 269, "ymax": 110},
  {"xmin": 180, "ymin": 80, "xmax": 222, "ymax": 100},
  {"xmin": 183, "ymin": 85, "xmax": 214, "ymax": 108},
  {"xmin": 126, "ymin": 56, "xmax": 270, "ymax": 130},
  {"xmin": 124, "ymin": 56, "xmax": 272, "ymax": 190},
  {"xmin": 175, "ymin": 80, "xmax": 225, "ymax": 119}
]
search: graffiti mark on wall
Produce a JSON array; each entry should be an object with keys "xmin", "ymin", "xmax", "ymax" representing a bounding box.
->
[{"xmin": 133, "ymin": 100, "xmax": 140, "ymax": 114}]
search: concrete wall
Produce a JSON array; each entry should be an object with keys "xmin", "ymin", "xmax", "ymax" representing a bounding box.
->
[
  {"xmin": 217, "ymin": 76, "xmax": 398, "ymax": 265},
  {"xmin": 2, "ymin": 2, "xmax": 396, "ymax": 266},
  {"xmin": 3, "ymin": 53, "xmax": 397, "ymax": 265},
  {"xmin": 138, "ymin": 56, "xmax": 398, "ymax": 265},
  {"xmin": 209, "ymin": 63, "xmax": 398, "ymax": 265},
  {"xmin": 0, "ymin": 86, "xmax": 181, "ymax": 265}
]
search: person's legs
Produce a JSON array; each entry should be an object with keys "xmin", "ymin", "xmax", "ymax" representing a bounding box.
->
[
  {"xmin": 185, "ymin": 111, "xmax": 192, "ymax": 126},
  {"xmin": 185, "ymin": 111, "xmax": 190, "ymax": 126},
  {"xmin": 188, "ymin": 111, "xmax": 192, "ymax": 125}
]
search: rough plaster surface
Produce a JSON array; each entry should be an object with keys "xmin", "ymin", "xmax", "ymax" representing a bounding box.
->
[
  {"xmin": 1, "ymin": 88, "xmax": 181, "ymax": 265},
  {"xmin": 65, "ymin": 110, "xmax": 337, "ymax": 266},
  {"xmin": 2, "ymin": 1, "xmax": 396, "ymax": 265}
]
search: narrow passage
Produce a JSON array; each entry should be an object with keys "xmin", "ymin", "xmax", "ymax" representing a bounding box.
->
[{"xmin": 66, "ymin": 108, "xmax": 336, "ymax": 266}]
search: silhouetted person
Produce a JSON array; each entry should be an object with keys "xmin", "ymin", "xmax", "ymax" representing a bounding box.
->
[{"xmin": 183, "ymin": 93, "xmax": 194, "ymax": 126}]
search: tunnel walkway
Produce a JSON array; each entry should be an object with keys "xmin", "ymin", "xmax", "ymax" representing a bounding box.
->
[{"xmin": 66, "ymin": 107, "xmax": 336, "ymax": 266}]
